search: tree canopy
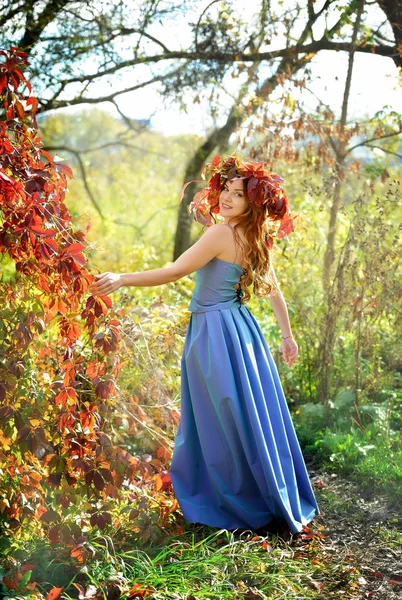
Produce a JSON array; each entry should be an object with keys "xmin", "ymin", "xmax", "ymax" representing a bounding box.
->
[{"xmin": 0, "ymin": 0, "xmax": 400, "ymax": 116}]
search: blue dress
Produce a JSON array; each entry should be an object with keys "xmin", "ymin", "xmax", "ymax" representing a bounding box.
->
[{"xmin": 169, "ymin": 232, "xmax": 320, "ymax": 534}]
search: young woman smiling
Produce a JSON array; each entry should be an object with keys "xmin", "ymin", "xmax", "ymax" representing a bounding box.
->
[{"xmin": 89, "ymin": 153, "xmax": 320, "ymax": 536}]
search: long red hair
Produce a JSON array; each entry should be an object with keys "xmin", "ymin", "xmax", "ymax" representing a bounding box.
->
[
  {"xmin": 188, "ymin": 154, "xmax": 297, "ymax": 303},
  {"xmin": 206, "ymin": 179, "xmax": 280, "ymax": 303}
]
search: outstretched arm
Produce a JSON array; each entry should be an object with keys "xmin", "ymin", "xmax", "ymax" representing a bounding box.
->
[{"xmin": 88, "ymin": 224, "xmax": 230, "ymax": 296}]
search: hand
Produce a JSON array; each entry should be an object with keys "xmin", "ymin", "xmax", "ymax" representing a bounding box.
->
[
  {"xmin": 88, "ymin": 272, "xmax": 122, "ymax": 296},
  {"xmin": 281, "ymin": 336, "xmax": 298, "ymax": 368}
]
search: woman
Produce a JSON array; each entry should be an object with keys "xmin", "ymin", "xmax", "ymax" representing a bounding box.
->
[{"xmin": 89, "ymin": 154, "xmax": 320, "ymax": 535}]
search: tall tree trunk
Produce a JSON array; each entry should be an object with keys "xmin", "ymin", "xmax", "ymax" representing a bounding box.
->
[
  {"xmin": 318, "ymin": 0, "xmax": 366, "ymax": 415},
  {"xmin": 173, "ymin": 108, "xmax": 243, "ymax": 260},
  {"xmin": 173, "ymin": 0, "xmax": 331, "ymax": 259}
]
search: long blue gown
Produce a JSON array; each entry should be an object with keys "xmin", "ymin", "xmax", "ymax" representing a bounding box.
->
[{"xmin": 169, "ymin": 236, "xmax": 320, "ymax": 534}]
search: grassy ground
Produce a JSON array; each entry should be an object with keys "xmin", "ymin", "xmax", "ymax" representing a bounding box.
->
[{"xmin": 1, "ymin": 458, "xmax": 401, "ymax": 600}]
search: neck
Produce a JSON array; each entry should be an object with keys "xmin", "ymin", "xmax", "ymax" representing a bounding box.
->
[{"xmin": 222, "ymin": 216, "xmax": 237, "ymax": 226}]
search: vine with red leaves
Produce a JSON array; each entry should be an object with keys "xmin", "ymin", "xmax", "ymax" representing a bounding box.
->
[{"xmin": 0, "ymin": 47, "xmax": 176, "ymax": 559}]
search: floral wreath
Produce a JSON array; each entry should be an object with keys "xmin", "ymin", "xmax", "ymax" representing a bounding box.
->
[{"xmin": 179, "ymin": 153, "xmax": 297, "ymax": 249}]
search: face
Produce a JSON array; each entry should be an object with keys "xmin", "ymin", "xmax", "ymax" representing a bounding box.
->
[{"xmin": 219, "ymin": 178, "xmax": 249, "ymax": 222}]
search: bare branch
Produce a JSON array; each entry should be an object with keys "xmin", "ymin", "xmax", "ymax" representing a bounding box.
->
[
  {"xmin": 0, "ymin": 1, "xmax": 26, "ymax": 28},
  {"xmin": 340, "ymin": 0, "xmax": 365, "ymax": 132},
  {"xmin": 120, "ymin": 27, "xmax": 172, "ymax": 54},
  {"xmin": 37, "ymin": 40, "xmax": 398, "ymax": 89},
  {"xmin": 20, "ymin": 0, "xmax": 72, "ymax": 51},
  {"xmin": 44, "ymin": 145, "xmax": 104, "ymax": 219},
  {"xmin": 80, "ymin": 140, "xmax": 167, "ymax": 158},
  {"xmin": 109, "ymin": 99, "xmax": 154, "ymax": 135},
  {"xmin": 39, "ymin": 65, "xmax": 186, "ymax": 112},
  {"xmin": 364, "ymin": 144, "xmax": 402, "ymax": 158},
  {"xmin": 194, "ymin": 0, "xmax": 221, "ymax": 52},
  {"xmin": 346, "ymin": 129, "xmax": 402, "ymax": 153}
]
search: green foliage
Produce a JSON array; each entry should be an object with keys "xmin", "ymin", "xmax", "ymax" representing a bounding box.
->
[
  {"xmin": 0, "ymin": 522, "xmax": 362, "ymax": 599},
  {"xmin": 1, "ymin": 88, "xmax": 401, "ymax": 599},
  {"xmin": 296, "ymin": 423, "xmax": 402, "ymax": 506},
  {"xmin": 39, "ymin": 108, "xmax": 201, "ymax": 266}
]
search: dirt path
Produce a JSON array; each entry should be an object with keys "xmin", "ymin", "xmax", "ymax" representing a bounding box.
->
[{"xmin": 305, "ymin": 462, "xmax": 402, "ymax": 599}]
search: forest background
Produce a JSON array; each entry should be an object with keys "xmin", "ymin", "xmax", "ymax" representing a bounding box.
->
[{"xmin": 0, "ymin": 0, "xmax": 401, "ymax": 599}]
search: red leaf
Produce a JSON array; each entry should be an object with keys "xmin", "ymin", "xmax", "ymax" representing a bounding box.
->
[
  {"xmin": 40, "ymin": 149, "xmax": 55, "ymax": 164},
  {"xmin": 31, "ymin": 226, "xmax": 57, "ymax": 237},
  {"xmin": 40, "ymin": 510, "xmax": 60, "ymax": 523},
  {"xmin": 26, "ymin": 96, "xmax": 37, "ymax": 111},
  {"xmin": 48, "ymin": 525, "xmax": 61, "ymax": 543},
  {"xmin": 101, "ymin": 296, "xmax": 112, "ymax": 309},
  {"xmin": 16, "ymin": 426, "xmax": 31, "ymax": 441},
  {"xmin": 57, "ymin": 163, "xmax": 74, "ymax": 179},
  {"xmin": 12, "ymin": 67, "xmax": 25, "ymax": 85},
  {"xmin": 38, "ymin": 275, "xmax": 52, "ymax": 292},
  {"xmin": 125, "ymin": 583, "xmax": 154, "ymax": 599},
  {"xmin": 98, "ymin": 468, "xmax": 113, "ymax": 483},
  {"xmin": 71, "ymin": 252, "xmax": 86, "ymax": 266},
  {"xmin": 85, "ymin": 471, "xmax": 94, "ymax": 486},
  {"xmin": 154, "ymin": 474, "xmax": 163, "ymax": 491},
  {"xmin": 0, "ymin": 73, "xmax": 8, "ymax": 93},
  {"xmin": 14, "ymin": 99, "xmax": 25, "ymax": 120},
  {"xmin": 93, "ymin": 471, "xmax": 105, "ymax": 491},
  {"xmin": 0, "ymin": 405, "xmax": 14, "ymax": 421},
  {"xmin": 70, "ymin": 545, "xmax": 89, "ymax": 564},
  {"xmin": 65, "ymin": 243, "xmax": 86, "ymax": 254},
  {"xmin": 171, "ymin": 410, "xmax": 180, "ymax": 426},
  {"xmin": 6, "ymin": 105, "xmax": 15, "ymax": 120},
  {"xmin": 20, "ymin": 563, "xmax": 36, "ymax": 574},
  {"xmin": 313, "ymin": 480, "xmax": 326, "ymax": 489},
  {"xmin": 43, "ymin": 239, "xmax": 58, "ymax": 254},
  {"xmin": 277, "ymin": 213, "xmax": 295, "ymax": 239},
  {"xmin": 47, "ymin": 587, "xmax": 64, "ymax": 600}
]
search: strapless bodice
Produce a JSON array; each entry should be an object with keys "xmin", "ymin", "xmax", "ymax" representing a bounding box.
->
[{"xmin": 188, "ymin": 257, "xmax": 247, "ymax": 313}]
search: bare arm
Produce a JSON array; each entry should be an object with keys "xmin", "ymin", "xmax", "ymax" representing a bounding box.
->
[
  {"xmin": 269, "ymin": 292, "xmax": 293, "ymax": 338},
  {"xmin": 268, "ymin": 265, "xmax": 293, "ymax": 338},
  {"xmin": 120, "ymin": 224, "xmax": 230, "ymax": 286},
  {"xmin": 89, "ymin": 224, "xmax": 232, "ymax": 295},
  {"xmin": 268, "ymin": 265, "xmax": 298, "ymax": 367}
]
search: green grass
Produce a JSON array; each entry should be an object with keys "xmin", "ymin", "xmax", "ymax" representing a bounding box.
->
[
  {"xmin": 296, "ymin": 423, "xmax": 402, "ymax": 508},
  {"xmin": 1, "ymin": 522, "xmax": 362, "ymax": 600},
  {"xmin": 2, "ymin": 421, "xmax": 401, "ymax": 599},
  {"xmin": 376, "ymin": 524, "xmax": 402, "ymax": 550}
]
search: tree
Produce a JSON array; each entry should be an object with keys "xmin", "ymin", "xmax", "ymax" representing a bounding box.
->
[
  {"xmin": 173, "ymin": 0, "xmax": 402, "ymax": 257},
  {"xmin": 0, "ymin": 1, "xmax": 400, "ymax": 256},
  {"xmin": 228, "ymin": 1, "xmax": 401, "ymax": 413},
  {"xmin": 0, "ymin": 0, "xmax": 400, "ymax": 114}
]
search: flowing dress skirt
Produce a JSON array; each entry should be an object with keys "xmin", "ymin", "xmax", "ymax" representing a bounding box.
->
[{"xmin": 170, "ymin": 301, "xmax": 320, "ymax": 534}]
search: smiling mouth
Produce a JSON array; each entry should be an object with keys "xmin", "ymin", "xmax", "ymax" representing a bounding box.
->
[{"xmin": 221, "ymin": 204, "xmax": 232, "ymax": 209}]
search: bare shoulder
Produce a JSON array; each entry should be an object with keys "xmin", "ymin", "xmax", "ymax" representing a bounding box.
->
[
  {"xmin": 202, "ymin": 223, "xmax": 233, "ymax": 240},
  {"xmin": 170, "ymin": 222, "xmax": 233, "ymax": 279},
  {"xmin": 202, "ymin": 223, "xmax": 235, "ymax": 248}
]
